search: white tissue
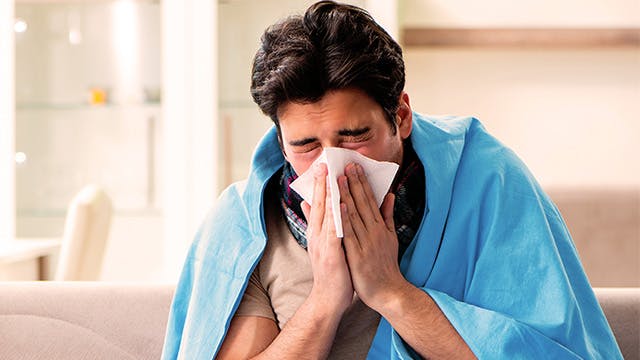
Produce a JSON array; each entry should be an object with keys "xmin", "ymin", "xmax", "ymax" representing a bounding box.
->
[{"xmin": 290, "ymin": 147, "xmax": 400, "ymax": 238}]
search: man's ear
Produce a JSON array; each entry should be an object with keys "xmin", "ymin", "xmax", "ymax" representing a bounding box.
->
[{"xmin": 396, "ymin": 92, "xmax": 412, "ymax": 140}]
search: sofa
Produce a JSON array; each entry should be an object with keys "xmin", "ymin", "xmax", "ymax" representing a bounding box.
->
[
  {"xmin": 0, "ymin": 282, "xmax": 637, "ymax": 359},
  {"xmin": 548, "ymin": 188, "xmax": 639, "ymax": 288}
]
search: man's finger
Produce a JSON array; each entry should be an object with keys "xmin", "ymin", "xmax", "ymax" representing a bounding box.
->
[
  {"xmin": 340, "ymin": 202, "xmax": 362, "ymax": 252},
  {"xmin": 338, "ymin": 174, "xmax": 367, "ymax": 241},
  {"xmin": 356, "ymin": 164, "xmax": 382, "ymax": 222},
  {"xmin": 310, "ymin": 163, "xmax": 328, "ymax": 230},
  {"xmin": 346, "ymin": 163, "xmax": 376, "ymax": 223},
  {"xmin": 324, "ymin": 182, "xmax": 339, "ymax": 241}
]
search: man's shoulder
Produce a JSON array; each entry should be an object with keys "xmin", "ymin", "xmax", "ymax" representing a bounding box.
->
[
  {"xmin": 413, "ymin": 113, "xmax": 541, "ymax": 199},
  {"xmin": 412, "ymin": 112, "xmax": 519, "ymax": 171},
  {"xmin": 190, "ymin": 180, "xmax": 257, "ymax": 249},
  {"xmin": 208, "ymin": 180, "xmax": 250, "ymax": 219},
  {"xmin": 412, "ymin": 112, "xmax": 482, "ymax": 140}
]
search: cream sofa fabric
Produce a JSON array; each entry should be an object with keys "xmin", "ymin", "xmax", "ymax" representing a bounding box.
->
[
  {"xmin": 0, "ymin": 282, "xmax": 637, "ymax": 359},
  {"xmin": 597, "ymin": 287, "xmax": 640, "ymax": 360},
  {"xmin": 548, "ymin": 188, "xmax": 640, "ymax": 287},
  {"xmin": 0, "ymin": 282, "xmax": 173, "ymax": 360}
]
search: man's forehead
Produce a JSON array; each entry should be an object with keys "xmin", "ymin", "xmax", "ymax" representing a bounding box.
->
[
  {"xmin": 277, "ymin": 88, "xmax": 378, "ymax": 118},
  {"xmin": 276, "ymin": 88, "xmax": 385, "ymax": 141},
  {"xmin": 280, "ymin": 117, "xmax": 370, "ymax": 138}
]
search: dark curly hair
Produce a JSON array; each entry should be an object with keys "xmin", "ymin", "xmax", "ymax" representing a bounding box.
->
[{"xmin": 250, "ymin": 1, "xmax": 405, "ymax": 134}]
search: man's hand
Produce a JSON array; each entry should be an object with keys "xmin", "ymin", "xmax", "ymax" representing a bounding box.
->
[
  {"xmin": 338, "ymin": 162, "xmax": 476, "ymax": 359},
  {"xmin": 301, "ymin": 162, "xmax": 354, "ymax": 315},
  {"xmin": 220, "ymin": 163, "xmax": 355, "ymax": 360},
  {"xmin": 338, "ymin": 163, "xmax": 411, "ymax": 310}
]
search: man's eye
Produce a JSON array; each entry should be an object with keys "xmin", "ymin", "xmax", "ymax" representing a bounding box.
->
[
  {"xmin": 296, "ymin": 144, "xmax": 319, "ymax": 153},
  {"xmin": 344, "ymin": 134, "xmax": 369, "ymax": 143}
]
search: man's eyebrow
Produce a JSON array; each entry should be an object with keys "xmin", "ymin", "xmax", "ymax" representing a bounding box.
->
[
  {"xmin": 287, "ymin": 127, "xmax": 370, "ymax": 146},
  {"xmin": 338, "ymin": 127, "xmax": 370, "ymax": 137},
  {"xmin": 288, "ymin": 137, "xmax": 317, "ymax": 146}
]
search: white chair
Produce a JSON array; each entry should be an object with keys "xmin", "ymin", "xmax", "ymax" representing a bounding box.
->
[{"xmin": 55, "ymin": 185, "xmax": 113, "ymax": 281}]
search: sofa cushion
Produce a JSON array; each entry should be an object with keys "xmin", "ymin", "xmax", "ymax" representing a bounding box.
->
[
  {"xmin": 0, "ymin": 283, "xmax": 637, "ymax": 359},
  {"xmin": 0, "ymin": 282, "xmax": 174, "ymax": 360},
  {"xmin": 2, "ymin": 314, "xmax": 137, "ymax": 359}
]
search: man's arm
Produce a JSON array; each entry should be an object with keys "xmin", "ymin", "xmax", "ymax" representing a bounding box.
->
[
  {"xmin": 216, "ymin": 316, "xmax": 278, "ymax": 359},
  {"xmin": 338, "ymin": 163, "xmax": 476, "ymax": 359},
  {"xmin": 374, "ymin": 279, "xmax": 476, "ymax": 359},
  {"xmin": 218, "ymin": 163, "xmax": 353, "ymax": 359},
  {"xmin": 217, "ymin": 293, "xmax": 345, "ymax": 360}
]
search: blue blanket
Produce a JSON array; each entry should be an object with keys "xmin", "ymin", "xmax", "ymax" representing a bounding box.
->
[{"xmin": 162, "ymin": 113, "xmax": 622, "ymax": 359}]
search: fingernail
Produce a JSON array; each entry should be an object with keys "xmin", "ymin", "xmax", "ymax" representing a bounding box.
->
[
  {"xmin": 347, "ymin": 163, "xmax": 356, "ymax": 175},
  {"xmin": 339, "ymin": 175, "xmax": 347, "ymax": 188},
  {"xmin": 356, "ymin": 164, "xmax": 364, "ymax": 175}
]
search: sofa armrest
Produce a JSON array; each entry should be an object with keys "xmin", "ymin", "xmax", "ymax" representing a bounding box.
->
[{"xmin": 595, "ymin": 287, "xmax": 640, "ymax": 360}]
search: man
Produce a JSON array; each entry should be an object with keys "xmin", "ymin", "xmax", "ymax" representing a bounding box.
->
[{"xmin": 162, "ymin": 1, "xmax": 622, "ymax": 359}]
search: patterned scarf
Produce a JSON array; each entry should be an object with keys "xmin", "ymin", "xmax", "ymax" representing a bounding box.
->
[{"xmin": 279, "ymin": 142, "xmax": 426, "ymax": 258}]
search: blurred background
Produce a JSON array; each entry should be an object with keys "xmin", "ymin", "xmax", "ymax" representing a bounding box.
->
[{"xmin": 0, "ymin": 0, "xmax": 637, "ymax": 285}]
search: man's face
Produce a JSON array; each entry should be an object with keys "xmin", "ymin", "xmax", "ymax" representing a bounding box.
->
[{"xmin": 277, "ymin": 88, "xmax": 412, "ymax": 176}]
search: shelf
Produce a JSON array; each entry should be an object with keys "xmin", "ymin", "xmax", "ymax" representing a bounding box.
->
[
  {"xmin": 17, "ymin": 208, "xmax": 163, "ymax": 218},
  {"xmin": 16, "ymin": 102, "xmax": 161, "ymax": 111},
  {"xmin": 401, "ymin": 28, "xmax": 640, "ymax": 48}
]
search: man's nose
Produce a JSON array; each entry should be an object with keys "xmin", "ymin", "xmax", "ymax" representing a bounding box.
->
[{"xmin": 320, "ymin": 139, "xmax": 341, "ymax": 149}]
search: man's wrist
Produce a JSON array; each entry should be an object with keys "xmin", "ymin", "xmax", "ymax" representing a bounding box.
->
[
  {"xmin": 370, "ymin": 279, "xmax": 422, "ymax": 320},
  {"xmin": 306, "ymin": 288, "xmax": 351, "ymax": 322}
]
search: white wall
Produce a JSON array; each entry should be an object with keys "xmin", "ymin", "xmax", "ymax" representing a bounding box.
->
[
  {"xmin": 401, "ymin": 0, "xmax": 640, "ymax": 28},
  {"xmin": 404, "ymin": 48, "xmax": 640, "ymax": 188},
  {"xmin": 401, "ymin": 0, "xmax": 640, "ymax": 189}
]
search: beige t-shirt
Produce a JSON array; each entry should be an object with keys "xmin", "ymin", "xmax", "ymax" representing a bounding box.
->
[{"xmin": 234, "ymin": 182, "xmax": 381, "ymax": 359}]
